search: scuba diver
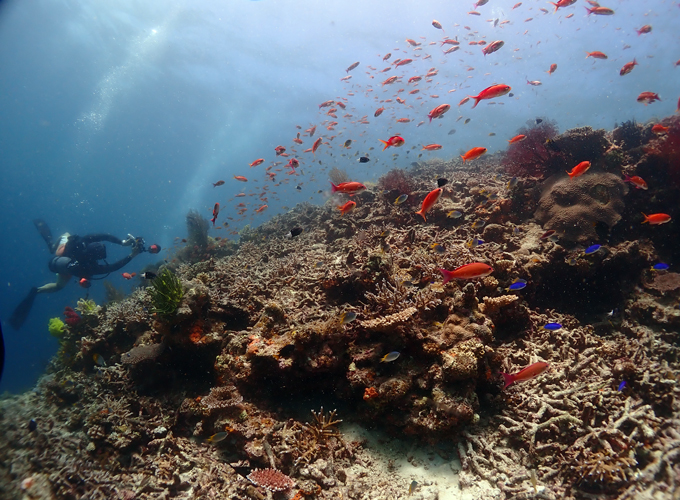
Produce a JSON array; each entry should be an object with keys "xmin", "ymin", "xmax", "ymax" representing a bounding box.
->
[{"xmin": 8, "ymin": 219, "xmax": 161, "ymax": 330}]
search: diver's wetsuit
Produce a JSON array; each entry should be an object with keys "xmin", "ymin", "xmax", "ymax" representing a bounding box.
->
[{"xmin": 41, "ymin": 233, "xmax": 140, "ymax": 292}]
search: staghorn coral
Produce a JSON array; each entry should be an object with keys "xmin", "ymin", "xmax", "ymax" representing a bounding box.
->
[
  {"xmin": 535, "ymin": 172, "xmax": 628, "ymax": 243},
  {"xmin": 149, "ymin": 268, "xmax": 184, "ymax": 316},
  {"xmin": 358, "ymin": 306, "xmax": 417, "ymax": 330},
  {"xmin": 479, "ymin": 295, "xmax": 519, "ymax": 314}
]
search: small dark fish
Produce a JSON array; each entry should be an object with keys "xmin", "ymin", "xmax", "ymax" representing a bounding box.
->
[
  {"xmin": 341, "ymin": 311, "xmax": 357, "ymax": 324},
  {"xmin": 140, "ymin": 271, "xmax": 157, "ymax": 279},
  {"xmin": 206, "ymin": 432, "xmax": 228, "ymax": 443},
  {"xmin": 358, "ymin": 157, "xmax": 370, "ymax": 163},
  {"xmin": 431, "ymin": 243, "xmax": 446, "ymax": 254},
  {"xmin": 618, "ymin": 380, "xmax": 627, "ymax": 391},
  {"xmin": 652, "ymin": 263, "xmax": 669, "ymax": 271},
  {"xmin": 28, "ymin": 419, "xmax": 37, "ymax": 432},
  {"xmin": 584, "ymin": 244, "xmax": 601, "ymax": 255},
  {"xmin": 344, "ymin": 139, "xmax": 352, "ymax": 148},
  {"xmin": 437, "ymin": 178, "xmax": 449, "ymax": 187},
  {"xmin": 286, "ymin": 227, "xmax": 304, "ymax": 238},
  {"xmin": 448, "ymin": 129, "xmax": 457, "ymax": 135},
  {"xmin": 381, "ymin": 351, "xmax": 400, "ymax": 363},
  {"xmin": 213, "ymin": 180, "xmax": 225, "ymax": 187},
  {"xmin": 545, "ymin": 139, "xmax": 561, "ymax": 152},
  {"xmin": 464, "ymin": 118, "xmax": 471, "ymax": 124},
  {"xmin": 508, "ymin": 92, "xmax": 514, "ymax": 97},
  {"xmin": 395, "ymin": 194, "xmax": 409, "ymax": 205},
  {"xmin": 543, "ymin": 322, "xmax": 562, "ymax": 331},
  {"xmin": 535, "ymin": 118, "xmax": 543, "ymax": 124}
]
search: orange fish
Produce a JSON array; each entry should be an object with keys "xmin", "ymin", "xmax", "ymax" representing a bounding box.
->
[
  {"xmin": 566, "ymin": 161, "xmax": 591, "ymax": 179},
  {"xmin": 619, "ymin": 59, "xmax": 638, "ymax": 76},
  {"xmin": 397, "ymin": 118, "xmax": 411, "ymax": 123},
  {"xmin": 379, "ymin": 136, "xmax": 405, "ymax": 150},
  {"xmin": 331, "ymin": 181, "xmax": 367, "ymax": 194},
  {"xmin": 422, "ymin": 144, "xmax": 443, "ymax": 151},
  {"xmin": 233, "ymin": 175, "xmax": 248, "ymax": 182},
  {"xmin": 337, "ymin": 200, "xmax": 356, "ymax": 216},
  {"xmin": 585, "ymin": 51, "xmax": 607, "ymax": 59},
  {"xmin": 469, "ymin": 84, "xmax": 511, "ymax": 108},
  {"xmin": 312, "ymin": 137, "xmax": 322, "ymax": 154},
  {"xmin": 405, "ymin": 39, "xmax": 421, "ymax": 46},
  {"xmin": 636, "ymin": 24, "xmax": 652, "ymax": 35},
  {"xmin": 235, "ymin": 193, "xmax": 246, "ymax": 197},
  {"xmin": 508, "ymin": 134, "xmax": 526, "ymax": 144},
  {"xmin": 637, "ymin": 92, "xmax": 661, "ymax": 105},
  {"xmin": 547, "ymin": 63, "xmax": 558, "ymax": 75},
  {"xmin": 211, "ymin": 203, "xmax": 220, "ymax": 226},
  {"xmin": 585, "ymin": 6, "xmax": 614, "ymax": 14},
  {"xmin": 428, "ymin": 104, "xmax": 450, "ymax": 122},
  {"xmin": 642, "ymin": 213, "xmax": 671, "ymax": 225},
  {"xmin": 501, "ymin": 362, "xmax": 549, "ymax": 389},
  {"xmin": 651, "ymin": 124, "xmax": 669, "ymax": 134},
  {"xmin": 623, "ymin": 175, "xmax": 648, "ymax": 190},
  {"xmin": 255, "ymin": 205, "xmax": 268, "ymax": 213},
  {"xmin": 549, "ymin": 0, "xmax": 576, "ymax": 10},
  {"xmin": 458, "ymin": 96, "xmax": 470, "ymax": 106},
  {"xmin": 395, "ymin": 58, "xmax": 413, "ymax": 67},
  {"xmin": 249, "ymin": 158, "xmax": 264, "ymax": 168},
  {"xmin": 461, "ymin": 147, "xmax": 487, "ymax": 162},
  {"xmin": 382, "ymin": 76, "xmax": 398, "ymax": 86},
  {"xmin": 122, "ymin": 272, "xmax": 136, "ymax": 280},
  {"xmin": 482, "ymin": 40, "xmax": 504, "ymax": 56},
  {"xmin": 213, "ymin": 180, "xmax": 225, "ymax": 187},
  {"xmin": 415, "ymin": 187, "xmax": 443, "ymax": 221},
  {"xmin": 346, "ymin": 61, "xmax": 359, "ymax": 73},
  {"xmin": 432, "ymin": 20, "xmax": 444, "ymax": 31},
  {"xmin": 440, "ymin": 262, "xmax": 493, "ymax": 283}
]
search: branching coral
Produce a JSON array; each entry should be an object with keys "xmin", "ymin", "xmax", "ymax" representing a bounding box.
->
[
  {"xmin": 149, "ymin": 268, "xmax": 184, "ymax": 316},
  {"xmin": 502, "ymin": 120, "xmax": 559, "ymax": 178},
  {"xmin": 359, "ymin": 306, "xmax": 417, "ymax": 330},
  {"xmin": 75, "ymin": 298, "xmax": 101, "ymax": 316},
  {"xmin": 376, "ymin": 168, "xmax": 416, "ymax": 197}
]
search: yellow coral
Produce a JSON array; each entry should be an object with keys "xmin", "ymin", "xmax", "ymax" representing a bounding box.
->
[
  {"xmin": 48, "ymin": 317, "xmax": 66, "ymax": 337},
  {"xmin": 479, "ymin": 295, "xmax": 519, "ymax": 314}
]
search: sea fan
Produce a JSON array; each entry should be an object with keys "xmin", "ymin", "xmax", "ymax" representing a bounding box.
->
[{"xmin": 502, "ymin": 120, "xmax": 559, "ymax": 178}]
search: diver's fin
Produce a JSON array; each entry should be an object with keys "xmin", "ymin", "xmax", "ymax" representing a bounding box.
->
[
  {"xmin": 33, "ymin": 219, "xmax": 54, "ymax": 251},
  {"xmin": 9, "ymin": 287, "xmax": 39, "ymax": 330}
]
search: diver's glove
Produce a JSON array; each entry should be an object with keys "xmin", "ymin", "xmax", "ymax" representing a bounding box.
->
[{"xmin": 121, "ymin": 234, "xmax": 136, "ymax": 246}]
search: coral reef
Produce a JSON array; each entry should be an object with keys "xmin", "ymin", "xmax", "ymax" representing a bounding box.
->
[
  {"xmin": 535, "ymin": 172, "xmax": 628, "ymax": 243},
  {"xmin": 63, "ymin": 306, "xmax": 81, "ymax": 327},
  {"xmin": 2, "ymin": 120, "xmax": 680, "ymax": 500},
  {"xmin": 75, "ymin": 298, "xmax": 101, "ymax": 316},
  {"xmin": 502, "ymin": 120, "xmax": 559, "ymax": 178}
]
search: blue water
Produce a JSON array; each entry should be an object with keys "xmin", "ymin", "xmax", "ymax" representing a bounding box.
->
[{"xmin": 0, "ymin": 0, "xmax": 676, "ymax": 393}]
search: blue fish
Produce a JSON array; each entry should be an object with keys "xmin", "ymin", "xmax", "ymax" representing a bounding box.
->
[
  {"xmin": 652, "ymin": 263, "xmax": 669, "ymax": 271},
  {"xmin": 543, "ymin": 322, "xmax": 562, "ymax": 331},
  {"xmin": 618, "ymin": 380, "xmax": 627, "ymax": 391},
  {"xmin": 508, "ymin": 281, "xmax": 527, "ymax": 291},
  {"xmin": 584, "ymin": 244, "xmax": 601, "ymax": 255}
]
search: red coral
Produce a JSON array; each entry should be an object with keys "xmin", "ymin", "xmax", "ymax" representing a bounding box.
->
[
  {"xmin": 377, "ymin": 168, "xmax": 415, "ymax": 201},
  {"xmin": 645, "ymin": 115, "xmax": 680, "ymax": 187},
  {"xmin": 63, "ymin": 306, "xmax": 81, "ymax": 326},
  {"xmin": 502, "ymin": 120, "xmax": 559, "ymax": 178},
  {"xmin": 247, "ymin": 468, "xmax": 295, "ymax": 492}
]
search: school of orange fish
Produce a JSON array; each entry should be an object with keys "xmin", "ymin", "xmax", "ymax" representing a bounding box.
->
[{"xmin": 199, "ymin": 0, "xmax": 675, "ymax": 261}]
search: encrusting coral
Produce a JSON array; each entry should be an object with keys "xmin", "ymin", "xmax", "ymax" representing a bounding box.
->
[{"xmin": 535, "ymin": 172, "xmax": 628, "ymax": 243}]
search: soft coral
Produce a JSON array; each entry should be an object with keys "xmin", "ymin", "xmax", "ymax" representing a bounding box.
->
[
  {"xmin": 645, "ymin": 115, "xmax": 680, "ymax": 187},
  {"xmin": 502, "ymin": 120, "xmax": 559, "ymax": 178},
  {"xmin": 63, "ymin": 306, "xmax": 81, "ymax": 327}
]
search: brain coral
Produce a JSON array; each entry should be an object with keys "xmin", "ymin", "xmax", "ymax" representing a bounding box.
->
[{"xmin": 535, "ymin": 172, "xmax": 628, "ymax": 243}]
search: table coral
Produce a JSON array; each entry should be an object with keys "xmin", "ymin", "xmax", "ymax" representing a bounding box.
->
[{"xmin": 535, "ymin": 172, "xmax": 628, "ymax": 243}]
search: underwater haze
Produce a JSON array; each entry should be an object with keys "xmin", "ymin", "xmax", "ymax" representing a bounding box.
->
[{"xmin": 0, "ymin": 0, "xmax": 677, "ymax": 396}]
